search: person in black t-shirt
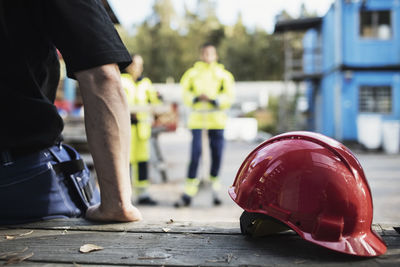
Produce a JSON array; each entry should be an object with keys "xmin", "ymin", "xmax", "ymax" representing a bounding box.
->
[{"xmin": 0, "ymin": 0, "xmax": 142, "ymax": 224}]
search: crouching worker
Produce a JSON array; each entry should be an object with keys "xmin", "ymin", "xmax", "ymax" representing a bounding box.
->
[
  {"xmin": 0, "ymin": 0, "xmax": 141, "ymax": 224},
  {"xmin": 121, "ymin": 55, "xmax": 162, "ymax": 205}
]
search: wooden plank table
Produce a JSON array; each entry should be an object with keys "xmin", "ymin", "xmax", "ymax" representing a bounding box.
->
[{"xmin": 1, "ymin": 219, "xmax": 399, "ymax": 266}]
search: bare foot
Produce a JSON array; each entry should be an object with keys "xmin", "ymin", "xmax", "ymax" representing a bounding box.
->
[{"xmin": 85, "ymin": 203, "xmax": 142, "ymax": 222}]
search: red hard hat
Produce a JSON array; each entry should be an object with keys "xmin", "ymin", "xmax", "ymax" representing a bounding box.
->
[{"xmin": 229, "ymin": 131, "xmax": 387, "ymax": 257}]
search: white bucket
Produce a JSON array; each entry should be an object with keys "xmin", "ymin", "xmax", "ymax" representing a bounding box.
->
[
  {"xmin": 382, "ymin": 121, "xmax": 400, "ymax": 154},
  {"xmin": 225, "ymin": 118, "xmax": 258, "ymax": 142},
  {"xmin": 357, "ymin": 115, "xmax": 382, "ymax": 150}
]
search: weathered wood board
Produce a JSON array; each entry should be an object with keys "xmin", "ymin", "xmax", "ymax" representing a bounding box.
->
[{"xmin": 0, "ymin": 219, "xmax": 399, "ymax": 266}]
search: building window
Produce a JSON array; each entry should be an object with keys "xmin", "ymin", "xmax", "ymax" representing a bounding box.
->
[
  {"xmin": 360, "ymin": 10, "xmax": 391, "ymax": 39},
  {"xmin": 359, "ymin": 86, "xmax": 392, "ymax": 113}
]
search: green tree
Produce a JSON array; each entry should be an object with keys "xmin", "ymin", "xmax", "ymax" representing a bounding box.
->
[
  {"xmin": 124, "ymin": 0, "xmax": 185, "ymax": 82},
  {"xmin": 118, "ymin": 0, "xmax": 289, "ymax": 82},
  {"xmin": 220, "ymin": 17, "xmax": 284, "ymax": 80}
]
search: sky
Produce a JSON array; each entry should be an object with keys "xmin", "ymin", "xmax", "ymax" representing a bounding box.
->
[{"xmin": 108, "ymin": 0, "xmax": 334, "ymax": 33}]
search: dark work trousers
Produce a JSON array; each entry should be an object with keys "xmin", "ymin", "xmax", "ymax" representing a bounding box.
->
[
  {"xmin": 187, "ymin": 129, "xmax": 225, "ymax": 179},
  {"xmin": 130, "ymin": 161, "xmax": 148, "ymax": 182},
  {"xmin": 0, "ymin": 144, "xmax": 100, "ymax": 225},
  {"xmin": 138, "ymin": 161, "xmax": 148, "ymax": 181}
]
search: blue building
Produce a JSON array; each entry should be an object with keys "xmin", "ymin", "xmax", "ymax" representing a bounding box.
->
[{"xmin": 275, "ymin": 0, "xmax": 400, "ymax": 148}]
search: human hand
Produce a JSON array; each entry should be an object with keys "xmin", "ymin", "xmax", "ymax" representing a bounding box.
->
[
  {"xmin": 198, "ymin": 94, "xmax": 209, "ymax": 101},
  {"xmin": 85, "ymin": 202, "xmax": 142, "ymax": 222}
]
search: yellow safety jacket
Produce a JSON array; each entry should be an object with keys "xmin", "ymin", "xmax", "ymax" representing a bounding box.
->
[
  {"xmin": 181, "ymin": 61, "xmax": 235, "ymax": 129},
  {"xmin": 121, "ymin": 74, "xmax": 160, "ymax": 162}
]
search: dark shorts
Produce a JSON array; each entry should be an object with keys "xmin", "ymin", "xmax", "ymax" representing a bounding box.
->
[{"xmin": 0, "ymin": 144, "xmax": 100, "ymax": 225}]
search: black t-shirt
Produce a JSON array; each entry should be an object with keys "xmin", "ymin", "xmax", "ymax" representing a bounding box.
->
[{"xmin": 0, "ymin": 0, "xmax": 131, "ymax": 151}]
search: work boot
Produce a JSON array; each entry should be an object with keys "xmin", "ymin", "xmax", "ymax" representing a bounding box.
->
[
  {"xmin": 184, "ymin": 178, "xmax": 200, "ymax": 196},
  {"xmin": 137, "ymin": 195, "xmax": 158, "ymax": 206},
  {"xmin": 174, "ymin": 194, "xmax": 191, "ymax": 208},
  {"xmin": 211, "ymin": 176, "xmax": 222, "ymax": 206},
  {"xmin": 210, "ymin": 176, "xmax": 221, "ymax": 192},
  {"xmin": 213, "ymin": 197, "xmax": 222, "ymax": 206}
]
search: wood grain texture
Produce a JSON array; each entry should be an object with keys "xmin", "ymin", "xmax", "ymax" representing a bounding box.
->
[
  {"xmin": 0, "ymin": 219, "xmax": 399, "ymax": 266},
  {"xmin": 2, "ymin": 219, "xmax": 241, "ymax": 234}
]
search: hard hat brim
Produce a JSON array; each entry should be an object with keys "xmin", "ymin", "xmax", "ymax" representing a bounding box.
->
[{"xmin": 229, "ymin": 187, "xmax": 387, "ymax": 257}]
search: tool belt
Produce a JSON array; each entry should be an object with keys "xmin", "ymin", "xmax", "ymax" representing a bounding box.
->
[{"xmin": 48, "ymin": 144, "xmax": 96, "ymax": 210}]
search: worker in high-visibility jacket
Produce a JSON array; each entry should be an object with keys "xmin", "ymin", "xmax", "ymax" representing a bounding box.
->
[
  {"xmin": 174, "ymin": 43, "xmax": 235, "ymax": 207},
  {"xmin": 121, "ymin": 54, "xmax": 161, "ymax": 205}
]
